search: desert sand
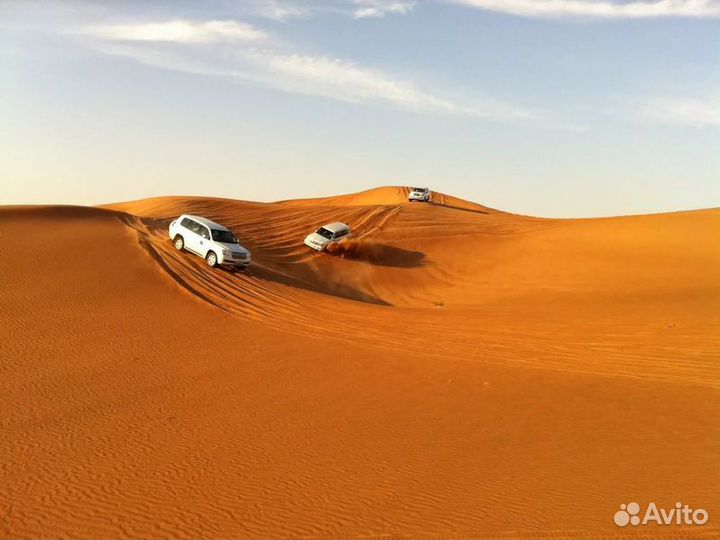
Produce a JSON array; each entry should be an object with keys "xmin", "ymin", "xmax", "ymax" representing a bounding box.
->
[{"xmin": 1, "ymin": 186, "xmax": 718, "ymax": 539}]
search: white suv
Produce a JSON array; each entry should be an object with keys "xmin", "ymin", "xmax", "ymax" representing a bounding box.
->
[
  {"xmin": 169, "ymin": 214, "xmax": 251, "ymax": 269},
  {"xmin": 408, "ymin": 187, "xmax": 431, "ymax": 202},
  {"xmin": 304, "ymin": 222, "xmax": 351, "ymax": 251}
]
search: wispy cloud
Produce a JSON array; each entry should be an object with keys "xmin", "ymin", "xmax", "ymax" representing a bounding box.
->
[
  {"xmin": 241, "ymin": 0, "xmax": 312, "ymax": 21},
  {"xmin": 73, "ymin": 18, "xmax": 536, "ymax": 122},
  {"xmin": 352, "ymin": 0, "xmax": 417, "ymax": 18},
  {"xmin": 450, "ymin": 0, "xmax": 720, "ymax": 19},
  {"xmin": 234, "ymin": 0, "xmax": 417, "ymax": 20},
  {"xmin": 80, "ymin": 19, "xmax": 268, "ymax": 43},
  {"xmin": 640, "ymin": 97, "xmax": 720, "ymax": 127},
  {"xmin": 241, "ymin": 50, "xmax": 457, "ymax": 112}
]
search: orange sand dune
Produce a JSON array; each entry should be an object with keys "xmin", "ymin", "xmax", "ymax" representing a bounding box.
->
[
  {"xmin": 273, "ymin": 186, "xmax": 497, "ymax": 214},
  {"xmin": 2, "ymin": 188, "xmax": 719, "ymax": 539}
]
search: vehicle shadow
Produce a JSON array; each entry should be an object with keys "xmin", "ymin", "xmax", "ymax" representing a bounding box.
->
[{"xmin": 326, "ymin": 241, "xmax": 426, "ymax": 268}]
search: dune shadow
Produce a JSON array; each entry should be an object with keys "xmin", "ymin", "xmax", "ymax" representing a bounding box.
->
[
  {"xmin": 250, "ymin": 264, "xmax": 391, "ymax": 306},
  {"xmin": 326, "ymin": 241, "xmax": 426, "ymax": 268},
  {"xmin": 427, "ymin": 200, "xmax": 490, "ymax": 215},
  {"xmin": 0, "ymin": 205, "xmax": 120, "ymax": 220}
]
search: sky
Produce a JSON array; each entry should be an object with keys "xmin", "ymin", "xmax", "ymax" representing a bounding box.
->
[{"xmin": 1, "ymin": 0, "xmax": 718, "ymax": 217}]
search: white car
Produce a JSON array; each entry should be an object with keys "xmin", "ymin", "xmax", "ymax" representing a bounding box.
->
[
  {"xmin": 169, "ymin": 214, "xmax": 251, "ymax": 269},
  {"xmin": 304, "ymin": 222, "xmax": 351, "ymax": 252},
  {"xmin": 408, "ymin": 187, "xmax": 431, "ymax": 202}
]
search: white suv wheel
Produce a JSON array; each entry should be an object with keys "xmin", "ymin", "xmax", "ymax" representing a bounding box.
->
[
  {"xmin": 206, "ymin": 252, "xmax": 218, "ymax": 268},
  {"xmin": 174, "ymin": 236, "xmax": 184, "ymax": 250}
]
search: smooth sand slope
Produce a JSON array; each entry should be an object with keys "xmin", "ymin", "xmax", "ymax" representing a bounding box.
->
[{"xmin": 1, "ymin": 187, "xmax": 719, "ymax": 539}]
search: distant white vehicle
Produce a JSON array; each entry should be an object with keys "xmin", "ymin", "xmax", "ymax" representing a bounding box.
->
[
  {"xmin": 304, "ymin": 222, "xmax": 351, "ymax": 252},
  {"xmin": 408, "ymin": 187, "xmax": 431, "ymax": 202},
  {"xmin": 169, "ymin": 214, "xmax": 251, "ymax": 269}
]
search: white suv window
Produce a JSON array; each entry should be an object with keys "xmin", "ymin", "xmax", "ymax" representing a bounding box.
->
[{"xmin": 184, "ymin": 220, "xmax": 203, "ymax": 236}]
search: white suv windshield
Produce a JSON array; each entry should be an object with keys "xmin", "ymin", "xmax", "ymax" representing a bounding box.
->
[
  {"xmin": 211, "ymin": 229, "xmax": 238, "ymax": 243},
  {"xmin": 316, "ymin": 227, "xmax": 334, "ymax": 239}
]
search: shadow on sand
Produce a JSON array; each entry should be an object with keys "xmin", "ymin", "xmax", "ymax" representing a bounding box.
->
[
  {"xmin": 326, "ymin": 241, "xmax": 426, "ymax": 268},
  {"xmin": 427, "ymin": 200, "xmax": 490, "ymax": 215}
]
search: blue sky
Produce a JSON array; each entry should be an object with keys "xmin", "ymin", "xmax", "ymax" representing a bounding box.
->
[{"xmin": 1, "ymin": 0, "xmax": 718, "ymax": 217}]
